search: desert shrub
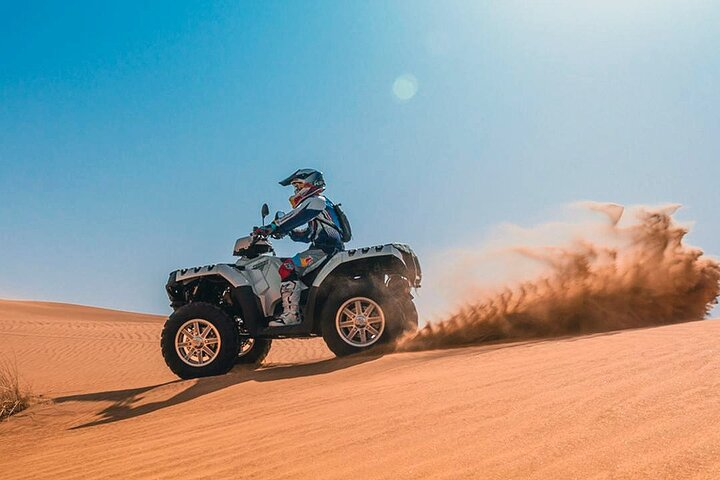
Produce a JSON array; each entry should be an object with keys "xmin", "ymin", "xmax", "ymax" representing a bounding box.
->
[{"xmin": 0, "ymin": 358, "xmax": 30, "ymax": 420}]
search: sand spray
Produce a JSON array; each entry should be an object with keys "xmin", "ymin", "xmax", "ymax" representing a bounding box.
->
[{"xmin": 400, "ymin": 203, "xmax": 720, "ymax": 351}]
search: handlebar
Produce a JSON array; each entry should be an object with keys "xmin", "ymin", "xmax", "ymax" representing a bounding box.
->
[{"xmin": 250, "ymin": 230, "xmax": 283, "ymax": 241}]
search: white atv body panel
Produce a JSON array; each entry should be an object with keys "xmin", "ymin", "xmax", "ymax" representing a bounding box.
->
[
  {"xmin": 310, "ymin": 244, "xmax": 409, "ymax": 288},
  {"xmin": 172, "ymin": 243, "xmax": 418, "ymax": 317},
  {"xmin": 175, "ymin": 256, "xmax": 293, "ymax": 317},
  {"xmin": 175, "ymin": 264, "xmax": 250, "ymax": 287},
  {"xmin": 235, "ymin": 256, "xmax": 287, "ymax": 316}
]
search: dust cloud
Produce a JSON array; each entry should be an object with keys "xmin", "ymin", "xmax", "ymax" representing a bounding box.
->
[{"xmin": 401, "ymin": 203, "xmax": 720, "ymax": 351}]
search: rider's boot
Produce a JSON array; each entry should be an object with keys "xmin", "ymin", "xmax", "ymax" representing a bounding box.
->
[{"xmin": 269, "ymin": 280, "xmax": 302, "ymax": 327}]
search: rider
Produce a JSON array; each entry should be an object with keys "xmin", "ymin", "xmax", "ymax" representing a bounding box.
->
[{"xmin": 253, "ymin": 169, "xmax": 345, "ymax": 326}]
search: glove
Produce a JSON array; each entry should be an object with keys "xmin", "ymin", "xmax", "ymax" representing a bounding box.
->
[{"xmin": 253, "ymin": 224, "xmax": 276, "ymax": 236}]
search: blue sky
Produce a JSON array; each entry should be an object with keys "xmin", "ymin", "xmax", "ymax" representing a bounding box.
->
[{"xmin": 1, "ymin": 1, "xmax": 719, "ymax": 315}]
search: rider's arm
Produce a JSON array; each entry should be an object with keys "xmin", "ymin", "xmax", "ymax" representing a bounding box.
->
[
  {"xmin": 289, "ymin": 228, "xmax": 312, "ymax": 243},
  {"xmin": 272, "ymin": 196, "xmax": 325, "ymax": 235}
]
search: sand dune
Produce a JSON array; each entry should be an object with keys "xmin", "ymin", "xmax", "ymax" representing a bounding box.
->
[{"xmin": 2, "ymin": 299, "xmax": 720, "ymax": 479}]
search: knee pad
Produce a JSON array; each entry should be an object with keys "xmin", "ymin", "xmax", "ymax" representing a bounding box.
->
[{"xmin": 279, "ymin": 259, "xmax": 298, "ymax": 281}]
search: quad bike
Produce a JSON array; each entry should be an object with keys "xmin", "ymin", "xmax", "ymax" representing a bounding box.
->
[{"xmin": 161, "ymin": 204, "xmax": 422, "ymax": 379}]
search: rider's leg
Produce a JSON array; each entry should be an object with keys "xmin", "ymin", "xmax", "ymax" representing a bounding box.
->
[
  {"xmin": 268, "ymin": 258, "xmax": 302, "ymax": 326},
  {"xmin": 268, "ymin": 250, "xmax": 328, "ymax": 327}
]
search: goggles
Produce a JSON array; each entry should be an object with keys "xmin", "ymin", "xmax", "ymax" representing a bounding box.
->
[{"xmin": 290, "ymin": 179, "xmax": 307, "ymax": 193}]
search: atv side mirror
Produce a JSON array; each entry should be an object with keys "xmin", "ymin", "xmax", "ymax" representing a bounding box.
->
[
  {"xmin": 275, "ymin": 210, "xmax": 285, "ymax": 221},
  {"xmin": 261, "ymin": 203, "xmax": 270, "ymax": 224}
]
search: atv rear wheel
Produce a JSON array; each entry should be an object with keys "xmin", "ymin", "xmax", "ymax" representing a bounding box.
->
[
  {"xmin": 321, "ymin": 282, "xmax": 403, "ymax": 357},
  {"xmin": 396, "ymin": 297, "xmax": 419, "ymax": 337},
  {"xmin": 386, "ymin": 274, "xmax": 419, "ymax": 337},
  {"xmin": 161, "ymin": 302, "xmax": 240, "ymax": 379},
  {"xmin": 236, "ymin": 338, "xmax": 272, "ymax": 366}
]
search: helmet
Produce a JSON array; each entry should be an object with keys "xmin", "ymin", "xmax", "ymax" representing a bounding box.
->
[{"xmin": 279, "ymin": 168, "xmax": 326, "ymax": 207}]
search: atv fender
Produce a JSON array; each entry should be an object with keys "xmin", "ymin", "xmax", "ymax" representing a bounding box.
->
[
  {"xmin": 311, "ymin": 244, "xmax": 418, "ymax": 289},
  {"xmin": 303, "ymin": 244, "xmax": 421, "ymax": 333},
  {"xmin": 174, "ymin": 264, "xmax": 251, "ymax": 287}
]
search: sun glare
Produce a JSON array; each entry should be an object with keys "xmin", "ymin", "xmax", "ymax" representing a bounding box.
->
[{"xmin": 392, "ymin": 74, "xmax": 419, "ymax": 101}]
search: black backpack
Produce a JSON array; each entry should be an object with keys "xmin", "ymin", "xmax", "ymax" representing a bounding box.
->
[
  {"xmin": 332, "ymin": 203, "xmax": 352, "ymax": 243},
  {"xmin": 318, "ymin": 201, "xmax": 352, "ymax": 243}
]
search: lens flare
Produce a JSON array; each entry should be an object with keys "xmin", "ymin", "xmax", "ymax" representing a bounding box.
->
[{"xmin": 392, "ymin": 74, "xmax": 419, "ymax": 101}]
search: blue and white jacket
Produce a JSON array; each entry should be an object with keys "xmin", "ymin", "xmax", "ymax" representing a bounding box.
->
[{"xmin": 273, "ymin": 195, "xmax": 344, "ymax": 253}]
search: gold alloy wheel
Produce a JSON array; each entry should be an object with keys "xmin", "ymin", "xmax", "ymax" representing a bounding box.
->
[
  {"xmin": 175, "ymin": 319, "xmax": 222, "ymax": 367},
  {"xmin": 335, "ymin": 297, "xmax": 385, "ymax": 347}
]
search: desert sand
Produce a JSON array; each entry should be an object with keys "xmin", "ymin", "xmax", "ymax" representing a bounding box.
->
[{"xmin": 1, "ymin": 298, "xmax": 720, "ymax": 479}]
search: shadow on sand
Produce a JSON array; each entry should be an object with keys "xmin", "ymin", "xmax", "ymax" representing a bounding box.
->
[
  {"xmin": 55, "ymin": 325, "xmax": 649, "ymax": 430},
  {"xmin": 54, "ymin": 352, "xmax": 384, "ymax": 429}
]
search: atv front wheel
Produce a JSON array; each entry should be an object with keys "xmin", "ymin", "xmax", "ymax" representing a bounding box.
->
[
  {"xmin": 235, "ymin": 338, "xmax": 272, "ymax": 366},
  {"xmin": 161, "ymin": 302, "xmax": 240, "ymax": 379},
  {"xmin": 321, "ymin": 282, "xmax": 403, "ymax": 357}
]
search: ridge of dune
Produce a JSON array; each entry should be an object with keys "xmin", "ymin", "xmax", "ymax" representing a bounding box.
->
[
  {"xmin": 0, "ymin": 299, "xmax": 332, "ymax": 395},
  {"xmin": 0, "ymin": 298, "xmax": 165, "ymax": 323},
  {"xmin": 2, "ymin": 300, "xmax": 720, "ymax": 479}
]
